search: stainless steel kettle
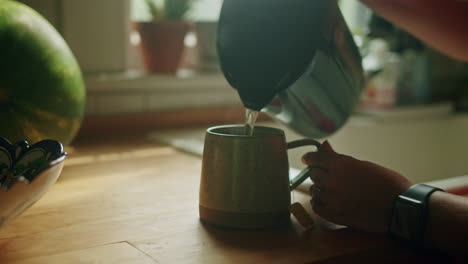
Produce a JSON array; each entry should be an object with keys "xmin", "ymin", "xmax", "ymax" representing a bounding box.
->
[{"xmin": 217, "ymin": 0, "xmax": 364, "ymax": 138}]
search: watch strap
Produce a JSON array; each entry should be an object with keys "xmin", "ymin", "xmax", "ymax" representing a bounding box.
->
[
  {"xmin": 389, "ymin": 184, "xmax": 444, "ymax": 243},
  {"xmin": 403, "ymin": 184, "xmax": 443, "ymax": 203}
]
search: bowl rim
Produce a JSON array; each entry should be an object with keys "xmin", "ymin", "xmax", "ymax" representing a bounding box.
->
[{"xmin": 0, "ymin": 137, "xmax": 67, "ymax": 190}]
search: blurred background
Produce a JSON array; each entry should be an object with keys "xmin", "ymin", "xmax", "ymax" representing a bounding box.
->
[
  {"xmin": 18, "ymin": 0, "xmax": 468, "ymax": 114},
  {"xmin": 16, "ymin": 0, "xmax": 468, "ymax": 183}
]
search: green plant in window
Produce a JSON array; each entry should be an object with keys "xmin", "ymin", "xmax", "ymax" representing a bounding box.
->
[
  {"xmin": 145, "ymin": 0, "xmax": 163, "ymax": 20},
  {"xmin": 145, "ymin": 0, "xmax": 196, "ymax": 21}
]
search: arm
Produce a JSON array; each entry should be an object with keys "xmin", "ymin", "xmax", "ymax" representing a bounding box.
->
[
  {"xmin": 360, "ymin": 0, "xmax": 468, "ymax": 62},
  {"xmin": 302, "ymin": 141, "xmax": 468, "ymax": 257},
  {"xmin": 426, "ymin": 191, "xmax": 468, "ymax": 256}
]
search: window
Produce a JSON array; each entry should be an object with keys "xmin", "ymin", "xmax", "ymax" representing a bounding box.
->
[
  {"xmin": 131, "ymin": 0, "xmax": 222, "ymax": 22},
  {"xmin": 20, "ymin": 0, "xmax": 236, "ymax": 115}
]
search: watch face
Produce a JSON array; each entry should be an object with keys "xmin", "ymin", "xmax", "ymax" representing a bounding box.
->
[{"xmin": 390, "ymin": 197, "xmax": 423, "ymax": 240}]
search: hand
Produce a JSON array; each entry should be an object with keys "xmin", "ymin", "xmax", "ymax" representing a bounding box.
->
[{"xmin": 302, "ymin": 141, "xmax": 412, "ymax": 234}]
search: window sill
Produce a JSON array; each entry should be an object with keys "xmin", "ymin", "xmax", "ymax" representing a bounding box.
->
[{"xmin": 84, "ymin": 71, "xmax": 241, "ymax": 115}]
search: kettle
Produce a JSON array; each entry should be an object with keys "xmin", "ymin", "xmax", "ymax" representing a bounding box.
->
[{"xmin": 217, "ymin": 0, "xmax": 364, "ymax": 138}]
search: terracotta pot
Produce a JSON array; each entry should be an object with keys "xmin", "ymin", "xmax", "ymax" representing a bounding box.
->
[{"xmin": 136, "ymin": 21, "xmax": 192, "ymax": 73}]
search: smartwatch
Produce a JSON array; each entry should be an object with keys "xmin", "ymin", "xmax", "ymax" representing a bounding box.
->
[{"xmin": 389, "ymin": 184, "xmax": 443, "ymax": 243}]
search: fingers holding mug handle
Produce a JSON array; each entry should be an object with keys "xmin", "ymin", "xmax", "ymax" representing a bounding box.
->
[
  {"xmin": 287, "ymin": 139, "xmax": 321, "ymax": 190},
  {"xmin": 287, "ymin": 139, "xmax": 322, "ymax": 151}
]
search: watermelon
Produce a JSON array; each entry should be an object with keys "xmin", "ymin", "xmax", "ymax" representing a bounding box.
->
[{"xmin": 0, "ymin": 0, "xmax": 86, "ymax": 145}]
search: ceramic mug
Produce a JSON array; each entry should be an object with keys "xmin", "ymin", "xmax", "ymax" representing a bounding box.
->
[{"xmin": 199, "ymin": 125, "xmax": 320, "ymax": 229}]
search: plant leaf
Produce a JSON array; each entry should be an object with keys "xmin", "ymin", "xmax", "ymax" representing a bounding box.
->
[{"xmin": 164, "ymin": 0, "xmax": 193, "ymax": 20}]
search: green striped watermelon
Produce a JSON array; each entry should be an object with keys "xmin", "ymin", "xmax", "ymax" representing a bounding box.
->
[{"xmin": 0, "ymin": 0, "xmax": 86, "ymax": 145}]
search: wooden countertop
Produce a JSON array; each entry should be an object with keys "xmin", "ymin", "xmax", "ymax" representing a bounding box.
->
[{"xmin": 0, "ymin": 136, "xmax": 456, "ymax": 263}]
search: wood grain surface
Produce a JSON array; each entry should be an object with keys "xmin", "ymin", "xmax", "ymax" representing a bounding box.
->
[{"xmin": 0, "ymin": 136, "xmax": 456, "ymax": 263}]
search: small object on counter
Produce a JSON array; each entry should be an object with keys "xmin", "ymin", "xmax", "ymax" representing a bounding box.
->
[
  {"xmin": 289, "ymin": 202, "xmax": 315, "ymax": 229},
  {"xmin": 360, "ymin": 39, "xmax": 401, "ymax": 110},
  {"xmin": 396, "ymin": 49, "xmax": 431, "ymax": 106}
]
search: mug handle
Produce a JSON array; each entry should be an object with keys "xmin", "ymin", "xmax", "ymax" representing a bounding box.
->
[{"xmin": 287, "ymin": 139, "xmax": 322, "ymax": 191}]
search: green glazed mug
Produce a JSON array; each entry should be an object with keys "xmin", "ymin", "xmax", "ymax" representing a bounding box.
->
[{"xmin": 199, "ymin": 125, "xmax": 320, "ymax": 229}]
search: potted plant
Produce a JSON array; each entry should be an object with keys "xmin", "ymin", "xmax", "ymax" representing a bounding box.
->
[{"xmin": 136, "ymin": 0, "xmax": 196, "ymax": 73}]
